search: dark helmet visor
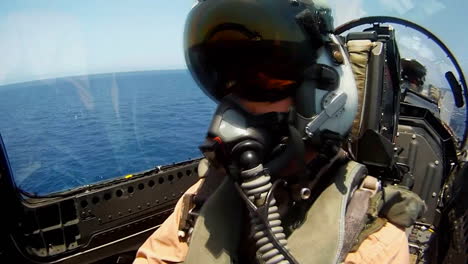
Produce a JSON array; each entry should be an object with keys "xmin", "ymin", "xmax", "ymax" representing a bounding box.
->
[{"xmin": 186, "ymin": 25, "xmax": 312, "ymax": 102}]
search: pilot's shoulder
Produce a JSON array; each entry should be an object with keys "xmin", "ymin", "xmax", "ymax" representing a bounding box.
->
[
  {"xmin": 133, "ymin": 177, "xmax": 207, "ymax": 264},
  {"xmin": 344, "ymin": 221, "xmax": 410, "ymax": 264}
]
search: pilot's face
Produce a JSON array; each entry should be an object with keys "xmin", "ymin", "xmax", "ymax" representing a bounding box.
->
[{"xmin": 237, "ymin": 96, "xmax": 293, "ymax": 114}]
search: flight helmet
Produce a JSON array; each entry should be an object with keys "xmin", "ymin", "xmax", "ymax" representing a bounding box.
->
[
  {"xmin": 184, "ymin": 0, "xmax": 358, "ymax": 139},
  {"xmin": 401, "ymin": 58, "xmax": 427, "ymax": 86}
]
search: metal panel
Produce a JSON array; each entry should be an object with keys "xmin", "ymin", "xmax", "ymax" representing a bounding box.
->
[
  {"xmin": 396, "ymin": 125, "xmax": 443, "ymax": 224},
  {"xmin": 13, "ymin": 159, "xmax": 200, "ymax": 261}
]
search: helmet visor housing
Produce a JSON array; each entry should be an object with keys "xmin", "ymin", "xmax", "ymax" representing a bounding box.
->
[{"xmin": 184, "ymin": 0, "xmax": 319, "ymax": 102}]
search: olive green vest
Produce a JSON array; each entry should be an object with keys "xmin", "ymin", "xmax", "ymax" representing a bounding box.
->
[{"xmin": 184, "ymin": 160, "xmax": 367, "ymax": 264}]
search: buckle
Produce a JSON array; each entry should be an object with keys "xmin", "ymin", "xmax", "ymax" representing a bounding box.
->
[{"xmin": 359, "ymin": 176, "xmax": 380, "ymax": 197}]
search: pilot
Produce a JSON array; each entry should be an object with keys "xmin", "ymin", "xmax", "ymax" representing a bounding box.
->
[
  {"xmin": 135, "ymin": 1, "xmax": 425, "ymax": 263},
  {"xmin": 401, "ymin": 58, "xmax": 427, "ymax": 94},
  {"xmin": 401, "ymin": 58, "xmax": 441, "ymax": 103}
]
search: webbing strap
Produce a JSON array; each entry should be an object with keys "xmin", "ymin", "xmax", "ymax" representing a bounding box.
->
[{"xmin": 339, "ymin": 176, "xmax": 380, "ymax": 261}]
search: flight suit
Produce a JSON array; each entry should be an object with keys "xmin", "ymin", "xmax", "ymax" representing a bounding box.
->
[{"xmin": 134, "ymin": 179, "xmax": 410, "ymax": 264}]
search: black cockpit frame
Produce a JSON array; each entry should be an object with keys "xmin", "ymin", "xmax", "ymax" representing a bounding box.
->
[{"xmin": 0, "ymin": 132, "xmax": 201, "ymax": 264}]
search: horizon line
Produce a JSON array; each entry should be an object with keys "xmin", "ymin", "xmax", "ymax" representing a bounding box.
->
[{"xmin": 0, "ymin": 67, "xmax": 189, "ymax": 88}]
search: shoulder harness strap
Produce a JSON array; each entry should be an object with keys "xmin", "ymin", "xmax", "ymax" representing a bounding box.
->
[
  {"xmin": 339, "ymin": 175, "xmax": 380, "ymax": 260},
  {"xmin": 177, "ymin": 159, "xmax": 226, "ymax": 240}
]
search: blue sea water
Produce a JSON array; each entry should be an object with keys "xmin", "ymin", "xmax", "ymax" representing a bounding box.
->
[
  {"xmin": 1, "ymin": 69, "xmax": 467, "ymax": 196},
  {"xmin": 0, "ymin": 70, "xmax": 216, "ymax": 195}
]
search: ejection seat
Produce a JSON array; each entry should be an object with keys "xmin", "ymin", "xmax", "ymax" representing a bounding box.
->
[
  {"xmin": 344, "ymin": 25, "xmax": 401, "ymax": 179},
  {"xmin": 343, "ymin": 24, "xmax": 460, "ymax": 263},
  {"xmin": 344, "ymin": 23, "xmax": 454, "ymax": 223}
]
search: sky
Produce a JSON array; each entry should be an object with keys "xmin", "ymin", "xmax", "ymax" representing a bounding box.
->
[
  {"xmin": 0, "ymin": 0, "xmax": 194, "ymax": 85},
  {"xmin": 0, "ymin": 0, "xmax": 467, "ymax": 86}
]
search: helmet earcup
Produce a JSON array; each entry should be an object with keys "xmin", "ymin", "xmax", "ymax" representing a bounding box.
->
[{"xmin": 294, "ymin": 35, "xmax": 358, "ymax": 139}]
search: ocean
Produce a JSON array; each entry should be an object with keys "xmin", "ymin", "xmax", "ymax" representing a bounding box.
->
[
  {"xmin": 0, "ymin": 70, "xmax": 216, "ymax": 195},
  {"xmin": 0, "ymin": 69, "xmax": 466, "ymax": 196}
]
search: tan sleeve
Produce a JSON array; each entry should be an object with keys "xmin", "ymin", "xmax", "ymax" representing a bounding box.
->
[
  {"xmin": 133, "ymin": 180, "xmax": 203, "ymax": 264},
  {"xmin": 344, "ymin": 222, "xmax": 410, "ymax": 264}
]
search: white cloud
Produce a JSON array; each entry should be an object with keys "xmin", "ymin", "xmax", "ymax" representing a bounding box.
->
[
  {"xmin": 379, "ymin": 0, "xmax": 445, "ymax": 16},
  {"xmin": 379, "ymin": 0, "xmax": 415, "ymax": 15},
  {"xmin": 422, "ymin": 0, "xmax": 446, "ymax": 15},
  {"xmin": 328, "ymin": 0, "xmax": 367, "ymax": 26},
  {"xmin": 399, "ymin": 34, "xmax": 436, "ymax": 60}
]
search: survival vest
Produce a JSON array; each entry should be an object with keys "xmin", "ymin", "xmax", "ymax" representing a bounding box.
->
[{"xmin": 179, "ymin": 157, "xmax": 425, "ymax": 264}]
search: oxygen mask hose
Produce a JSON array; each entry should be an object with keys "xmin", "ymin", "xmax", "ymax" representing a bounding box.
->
[{"xmin": 237, "ymin": 164, "xmax": 298, "ymax": 264}]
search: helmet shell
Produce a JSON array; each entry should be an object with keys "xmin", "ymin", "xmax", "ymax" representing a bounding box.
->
[
  {"xmin": 295, "ymin": 34, "xmax": 358, "ymax": 138},
  {"xmin": 184, "ymin": 0, "xmax": 322, "ymax": 102},
  {"xmin": 401, "ymin": 58, "xmax": 427, "ymax": 86}
]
